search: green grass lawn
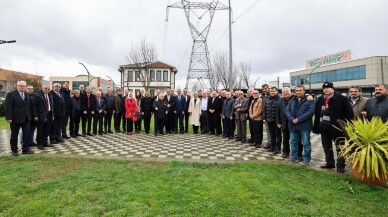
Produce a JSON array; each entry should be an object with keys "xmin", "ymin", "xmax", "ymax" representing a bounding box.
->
[
  {"xmin": 0, "ymin": 117, "xmax": 8, "ymax": 130},
  {"xmin": 0, "ymin": 157, "xmax": 386, "ymax": 216}
]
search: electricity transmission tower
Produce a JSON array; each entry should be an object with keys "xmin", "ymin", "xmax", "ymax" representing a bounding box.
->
[{"xmin": 167, "ymin": 0, "xmax": 228, "ymax": 91}]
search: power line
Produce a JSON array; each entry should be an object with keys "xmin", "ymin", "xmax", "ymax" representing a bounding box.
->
[{"xmin": 232, "ymin": 0, "xmax": 263, "ymax": 24}]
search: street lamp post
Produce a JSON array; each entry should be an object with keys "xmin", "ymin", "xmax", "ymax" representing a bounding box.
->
[
  {"xmin": 253, "ymin": 76, "xmax": 261, "ymax": 89},
  {"xmin": 78, "ymin": 62, "xmax": 92, "ymax": 86},
  {"xmin": 0, "ymin": 40, "xmax": 16, "ymax": 44},
  {"xmin": 106, "ymin": 75, "xmax": 116, "ymax": 94},
  {"xmin": 308, "ymin": 65, "xmax": 320, "ymax": 94}
]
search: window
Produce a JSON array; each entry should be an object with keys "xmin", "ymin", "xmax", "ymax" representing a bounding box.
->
[
  {"xmin": 135, "ymin": 71, "xmax": 141, "ymax": 82},
  {"xmin": 150, "ymin": 70, "xmax": 155, "ymax": 81},
  {"xmin": 150, "ymin": 89, "xmax": 155, "ymax": 97},
  {"xmin": 163, "ymin": 70, "xmax": 168, "ymax": 81},
  {"xmin": 156, "ymin": 70, "xmax": 161, "ymax": 81},
  {"xmin": 126, "ymin": 71, "xmax": 133, "ymax": 82}
]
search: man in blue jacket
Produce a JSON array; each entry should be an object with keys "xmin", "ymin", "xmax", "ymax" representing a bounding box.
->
[{"xmin": 286, "ymin": 85, "xmax": 315, "ymax": 166}]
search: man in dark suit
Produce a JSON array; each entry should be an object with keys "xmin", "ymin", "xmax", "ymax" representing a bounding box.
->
[
  {"xmin": 175, "ymin": 89, "xmax": 186, "ymax": 134},
  {"xmin": 21, "ymin": 85, "xmax": 38, "ymax": 147},
  {"xmin": 60, "ymin": 81, "xmax": 71, "ymax": 139},
  {"xmin": 4, "ymin": 80, "xmax": 35, "ymax": 155},
  {"xmin": 153, "ymin": 93, "xmax": 168, "ymax": 136},
  {"xmin": 104, "ymin": 87, "xmax": 115, "ymax": 134},
  {"xmin": 93, "ymin": 90, "xmax": 105, "ymax": 135},
  {"xmin": 164, "ymin": 89, "xmax": 176, "ymax": 134},
  {"xmin": 35, "ymin": 84, "xmax": 54, "ymax": 149},
  {"xmin": 222, "ymin": 92, "xmax": 235, "ymax": 139},
  {"xmin": 313, "ymin": 82, "xmax": 354, "ymax": 173},
  {"xmin": 50, "ymin": 83, "xmax": 65, "ymax": 144},
  {"xmin": 183, "ymin": 89, "xmax": 191, "ymax": 133},
  {"xmin": 81, "ymin": 86, "xmax": 96, "ymax": 136},
  {"xmin": 208, "ymin": 91, "xmax": 222, "ymax": 135},
  {"xmin": 69, "ymin": 89, "xmax": 82, "ymax": 137}
]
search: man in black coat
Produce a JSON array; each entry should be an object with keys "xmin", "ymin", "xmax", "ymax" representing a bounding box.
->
[
  {"xmin": 313, "ymin": 82, "xmax": 354, "ymax": 173},
  {"xmin": 263, "ymin": 87, "xmax": 282, "ymax": 154},
  {"xmin": 141, "ymin": 91, "xmax": 155, "ymax": 134},
  {"xmin": 103, "ymin": 87, "xmax": 115, "ymax": 134},
  {"xmin": 93, "ymin": 90, "xmax": 105, "ymax": 135},
  {"xmin": 208, "ymin": 91, "xmax": 222, "ymax": 135},
  {"xmin": 60, "ymin": 81, "xmax": 71, "ymax": 139},
  {"xmin": 35, "ymin": 85, "xmax": 55, "ymax": 149},
  {"xmin": 153, "ymin": 94, "xmax": 168, "ymax": 136},
  {"xmin": 183, "ymin": 88, "xmax": 191, "ymax": 133},
  {"xmin": 164, "ymin": 89, "xmax": 176, "ymax": 134},
  {"xmin": 50, "ymin": 83, "xmax": 66, "ymax": 144},
  {"xmin": 69, "ymin": 89, "xmax": 82, "ymax": 137},
  {"xmin": 22, "ymin": 85, "xmax": 38, "ymax": 147},
  {"xmin": 81, "ymin": 86, "xmax": 96, "ymax": 136},
  {"xmin": 4, "ymin": 80, "xmax": 35, "ymax": 155}
]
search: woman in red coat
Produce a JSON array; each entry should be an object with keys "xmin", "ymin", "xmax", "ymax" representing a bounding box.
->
[{"xmin": 125, "ymin": 92, "xmax": 137, "ymax": 135}]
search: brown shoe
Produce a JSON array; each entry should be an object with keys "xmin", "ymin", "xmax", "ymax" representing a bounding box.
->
[{"xmin": 263, "ymin": 143, "xmax": 272, "ymax": 149}]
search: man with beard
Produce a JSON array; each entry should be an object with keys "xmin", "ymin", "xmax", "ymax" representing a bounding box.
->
[
  {"xmin": 348, "ymin": 86, "xmax": 368, "ymax": 119},
  {"xmin": 261, "ymin": 84, "xmax": 272, "ymax": 149},
  {"xmin": 313, "ymin": 82, "xmax": 354, "ymax": 173},
  {"xmin": 362, "ymin": 84, "xmax": 388, "ymax": 122},
  {"xmin": 248, "ymin": 90, "xmax": 263, "ymax": 148}
]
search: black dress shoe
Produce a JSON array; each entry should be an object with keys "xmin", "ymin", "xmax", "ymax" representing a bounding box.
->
[
  {"xmin": 99, "ymin": 132, "xmax": 104, "ymax": 135},
  {"xmin": 11, "ymin": 151, "xmax": 19, "ymax": 156},
  {"xmin": 87, "ymin": 133, "xmax": 93, "ymax": 136},
  {"xmin": 50, "ymin": 140, "xmax": 58, "ymax": 144},
  {"xmin": 154, "ymin": 133, "xmax": 158, "ymax": 136},
  {"xmin": 337, "ymin": 167, "xmax": 345, "ymax": 173},
  {"xmin": 44, "ymin": 144, "xmax": 54, "ymax": 147},
  {"xmin": 320, "ymin": 164, "xmax": 335, "ymax": 169},
  {"xmin": 255, "ymin": 144, "xmax": 262, "ymax": 148},
  {"xmin": 108, "ymin": 131, "xmax": 114, "ymax": 134},
  {"xmin": 81, "ymin": 133, "xmax": 86, "ymax": 137},
  {"xmin": 38, "ymin": 145, "xmax": 45, "ymax": 150},
  {"xmin": 273, "ymin": 150, "xmax": 280, "ymax": 154},
  {"xmin": 57, "ymin": 138, "xmax": 64, "ymax": 143},
  {"xmin": 22, "ymin": 150, "xmax": 34, "ymax": 154},
  {"xmin": 30, "ymin": 142, "xmax": 37, "ymax": 147},
  {"xmin": 62, "ymin": 135, "xmax": 71, "ymax": 139}
]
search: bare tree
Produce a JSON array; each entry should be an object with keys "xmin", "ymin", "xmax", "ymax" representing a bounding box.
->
[
  {"xmin": 212, "ymin": 52, "xmax": 228, "ymax": 90},
  {"xmin": 126, "ymin": 39, "xmax": 158, "ymax": 91},
  {"xmin": 239, "ymin": 61, "xmax": 252, "ymax": 89}
]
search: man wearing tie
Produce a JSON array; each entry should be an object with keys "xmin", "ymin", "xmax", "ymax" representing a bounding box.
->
[
  {"xmin": 81, "ymin": 86, "xmax": 96, "ymax": 136},
  {"xmin": 5, "ymin": 80, "xmax": 35, "ymax": 155},
  {"xmin": 183, "ymin": 88, "xmax": 191, "ymax": 133},
  {"xmin": 50, "ymin": 83, "xmax": 65, "ymax": 144},
  {"xmin": 164, "ymin": 89, "xmax": 176, "ymax": 134},
  {"xmin": 35, "ymin": 84, "xmax": 54, "ymax": 149},
  {"xmin": 93, "ymin": 90, "xmax": 106, "ymax": 135},
  {"xmin": 208, "ymin": 91, "xmax": 222, "ymax": 135},
  {"xmin": 175, "ymin": 89, "xmax": 186, "ymax": 134}
]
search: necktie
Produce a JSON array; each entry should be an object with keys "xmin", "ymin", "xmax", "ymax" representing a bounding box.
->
[
  {"xmin": 21, "ymin": 92, "xmax": 25, "ymax": 100},
  {"xmin": 212, "ymin": 98, "xmax": 214, "ymax": 104},
  {"xmin": 45, "ymin": 94, "xmax": 49, "ymax": 112},
  {"xmin": 179, "ymin": 96, "xmax": 181, "ymax": 101},
  {"xmin": 87, "ymin": 95, "xmax": 90, "ymax": 108}
]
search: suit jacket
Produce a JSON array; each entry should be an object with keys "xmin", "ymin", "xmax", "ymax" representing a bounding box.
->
[
  {"xmin": 50, "ymin": 90, "xmax": 65, "ymax": 117},
  {"xmin": 4, "ymin": 90, "xmax": 32, "ymax": 123},
  {"xmin": 36, "ymin": 90, "xmax": 54, "ymax": 122},
  {"xmin": 153, "ymin": 99, "xmax": 168, "ymax": 118},
  {"xmin": 175, "ymin": 95, "xmax": 186, "ymax": 113},
  {"xmin": 233, "ymin": 97, "xmax": 249, "ymax": 121},
  {"xmin": 222, "ymin": 98, "xmax": 235, "ymax": 119},
  {"xmin": 81, "ymin": 93, "xmax": 97, "ymax": 113},
  {"xmin": 114, "ymin": 94, "xmax": 124, "ymax": 113},
  {"xmin": 183, "ymin": 94, "xmax": 191, "ymax": 113},
  {"xmin": 60, "ymin": 87, "xmax": 71, "ymax": 113},
  {"xmin": 104, "ymin": 94, "xmax": 115, "ymax": 111},
  {"xmin": 208, "ymin": 97, "xmax": 222, "ymax": 115},
  {"xmin": 164, "ymin": 94, "xmax": 176, "ymax": 113},
  {"xmin": 276, "ymin": 96, "xmax": 293, "ymax": 130},
  {"xmin": 141, "ymin": 97, "xmax": 155, "ymax": 116},
  {"xmin": 95, "ymin": 97, "xmax": 106, "ymax": 117}
]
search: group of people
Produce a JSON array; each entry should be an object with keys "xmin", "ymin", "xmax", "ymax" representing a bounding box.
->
[{"xmin": 4, "ymin": 80, "xmax": 387, "ymax": 173}]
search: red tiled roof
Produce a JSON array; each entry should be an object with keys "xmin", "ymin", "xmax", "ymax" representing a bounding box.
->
[{"xmin": 0, "ymin": 69, "xmax": 43, "ymax": 81}]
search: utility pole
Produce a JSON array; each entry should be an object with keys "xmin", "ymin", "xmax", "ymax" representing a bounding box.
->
[{"xmin": 228, "ymin": 0, "xmax": 233, "ymax": 91}]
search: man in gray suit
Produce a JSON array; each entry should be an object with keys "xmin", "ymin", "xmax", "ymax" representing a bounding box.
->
[
  {"xmin": 234, "ymin": 90, "xmax": 249, "ymax": 143},
  {"xmin": 222, "ymin": 92, "xmax": 235, "ymax": 139}
]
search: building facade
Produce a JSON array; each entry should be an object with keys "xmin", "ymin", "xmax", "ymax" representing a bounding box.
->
[
  {"xmin": 290, "ymin": 56, "xmax": 387, "ymax": 96},
  {"xmin": 49, "ymin": 75, "xmax": 114, "ymax": 91},
  {"xmin": 0, "ymin": 69, "xmax": 43, "ymax": 98},
  {"xmin": 118, "ymin": 61, "xmax": 177, "ymax": 97}
]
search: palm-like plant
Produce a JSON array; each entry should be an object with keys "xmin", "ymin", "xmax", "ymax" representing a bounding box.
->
[{"xmin": 338, "ymin": 117, "xmax": 388, "ymax": 180}]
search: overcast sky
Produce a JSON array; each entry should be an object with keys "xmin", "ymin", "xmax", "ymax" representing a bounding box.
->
[{"xmin": 1, "ymin": 0, "xmax": 387, "ymax": 88}]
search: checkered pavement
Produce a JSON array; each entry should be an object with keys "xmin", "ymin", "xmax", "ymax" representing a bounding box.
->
[{"xmin": 0, "ymin": 128, "xmax": 329, "ymax": 168}]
